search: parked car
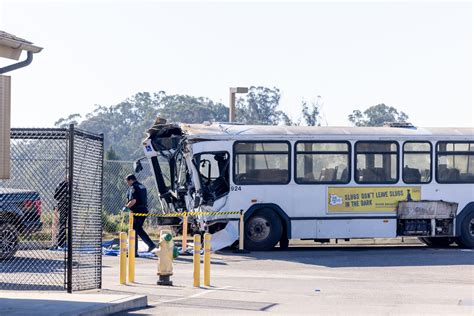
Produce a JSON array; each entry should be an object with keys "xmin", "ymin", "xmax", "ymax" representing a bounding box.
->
[{"xmin": 0, "ymin": 189, "xmax": 42, "ymax": 259}]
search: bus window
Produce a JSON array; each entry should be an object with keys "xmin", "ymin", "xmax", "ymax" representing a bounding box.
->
[
  {"xmin": 295, "ymin": 142, "xmax": 350, "ymax": 184},
  {"xmin": 355, "ymin": 141, "xmax": 398, "ymax": 184},
  {"xmin": 403, "ymin": 142, "xmax": 431, "ymax": 184},
  {"xmin": 194, "ymin": 152, "xmax": 230, "ymax": 201},
  {"xmin": 436, "ymin": 142, "xmax": 474, "ymax": 183},
  {"xmin": 234, "ymin": 141, "xmax": 290, "ymax": 185}
]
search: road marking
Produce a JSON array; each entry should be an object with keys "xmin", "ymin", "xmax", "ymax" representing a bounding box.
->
[{"xmin": 154, "ymin": 286, "xmax": 232, "ymax": 305}]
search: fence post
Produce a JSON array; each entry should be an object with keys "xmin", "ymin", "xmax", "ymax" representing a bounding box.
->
[
  {"xmin": 66, "ymin": 124, "xmax": 74, "ymax": 293},
  {"xmin": 98, "ymin": 133, "xmax": 104, "ymax": 289}
]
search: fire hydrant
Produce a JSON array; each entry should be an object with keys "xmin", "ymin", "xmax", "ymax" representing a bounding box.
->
[{"xmin": 157, "ymin": 229, "xmax": 178, "ymax": 286}]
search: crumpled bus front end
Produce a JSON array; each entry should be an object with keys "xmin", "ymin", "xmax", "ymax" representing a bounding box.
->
[
  {"xmin": 140, "ymin": 121, "xmax": 192, "ymax": 215},
  {"xmin": 137, "ymin": 120, "xmax": 237, "ymax": 242}
]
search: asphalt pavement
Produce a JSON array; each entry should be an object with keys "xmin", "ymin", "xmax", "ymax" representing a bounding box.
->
[{"xmin": 102, "ymin": 241, "xmax": 474, "ymax": 315}]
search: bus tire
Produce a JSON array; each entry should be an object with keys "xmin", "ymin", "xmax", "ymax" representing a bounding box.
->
[
  {"xmin": 418, "ymin": 237, "xmax": 454, "ymax": 248},
  {"xmin": 456, "ymin": 211, "xmax": 474, "ymax": 249},
  {"xmin": 245, "ymin": 209, "xmax": 282, "ymax": 251}
]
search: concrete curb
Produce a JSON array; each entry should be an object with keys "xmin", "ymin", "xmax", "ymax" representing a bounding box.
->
[{"xmin": 68, "ymin": 295, "xmax": 148, "ymax": 316}]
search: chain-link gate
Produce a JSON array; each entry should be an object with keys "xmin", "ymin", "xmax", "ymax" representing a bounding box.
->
[
  {"xmin": 0, "ymin": 126, "xmax": 103, "ymax": 292},
  {"xmin": 69, "ymin": 128, "xmax": 103, "ymax": 292}
]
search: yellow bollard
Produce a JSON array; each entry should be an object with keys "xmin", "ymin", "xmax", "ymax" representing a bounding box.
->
[
  {"xmin": 234, "ymin": 209, "xmax": 249, "ymax": 253},
  {"xmin": 129, "ymin": 212, "xmax": 134, "ymax": 230},
  {"xmin": 193, "ymin": 234, "xmax": 201, "ymax": 287},
  {"xmin": 238, "ymin": 209, "xmax": 244, "ymax": 250},
  {"xmin": 203, "ymin": 233, "xmax": 211, "ymax": 286},
  {"xmin": 181, "ymin": 212, "xmax": 188, "ymax": 254},
  {"xmin": 119, "ymin": 232, "xmax": 127, "ymax": 285},
  {"xmin": 128, "ymin": 229, "xmax": 136, "ymax": 283}
]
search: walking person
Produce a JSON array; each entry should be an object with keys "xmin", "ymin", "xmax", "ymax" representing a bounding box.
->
[
  {"xmin": 53, "ymin": 176, "xmax": 68, "ymax": 249},
  {"xmin": 124, "ymin": 174, "xmax": 157, "ymax": 256}
]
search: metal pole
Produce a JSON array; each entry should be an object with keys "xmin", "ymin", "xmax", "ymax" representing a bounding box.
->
[
  {"xmin": 98, "ymin": 133, "xmax": 104, "ymax": 289},
  {"xmin": 229, "ymin": 87, "xmax": 248, "ymax": 123},
  {"xmin": 229, "ymin": 90, "xmax": 236, "ymax": 123},
  {"xmin": 66, "ymin": 124, "xmax": 74, "ymax": 293}
]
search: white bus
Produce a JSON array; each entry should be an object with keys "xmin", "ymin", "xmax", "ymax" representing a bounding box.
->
[{"xmin": 137, "ymin": 121, "xmax": 474, "ymax": 250}]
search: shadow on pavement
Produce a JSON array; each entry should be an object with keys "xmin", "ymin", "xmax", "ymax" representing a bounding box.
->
[
  {"xmin": 0, "ymin": 298, "xmax": 107, "ymax": 316},
  {"xmin": 0, "ymin": 257, "xmax": 65, "ymax": 274},
  {"xmin": 0, "ymin": 256, "xmax": 66, "ymax": 291},
  {"xmin": 0, "ymin": 283, "xmax": 64, "ymax": 291},
  {"xmin": 220, "ymin": 245, "xmax": 474, "ymax": 268}
]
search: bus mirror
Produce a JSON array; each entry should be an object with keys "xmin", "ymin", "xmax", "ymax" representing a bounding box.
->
[{"xmin": 133, "ymin": 159, "xmax": 144, "ymax": 173}]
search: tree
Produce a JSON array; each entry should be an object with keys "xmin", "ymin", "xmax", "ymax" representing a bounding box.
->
[
  {"xmin": 55, "ymin": 88, "xmax": 296, "ymax": 159},
  {"xmin": 55, "ymin": 91, "xmax": 232, "ymax": 160},
  {"xmin": 105, "ymin": 145, "xmax": 121, "ymax": 161},
  {"xmin": 300, "ymin": 100, "xmax": 321, "ymax": 126},
  {"xmin": 348, "ymin": 104, "xmax": 409, "ymax": 127},
  {"xmin": 54, "ymin": 113, "xmax": 82, "ymax": 128},
  {"xmin": 78, "ymin": 92, "xmax": 158, "ymax": 160},
  {"xmin": 236, "ymin": 86, "xmax": 292, "ymax": 125},
  {"xmin": 156, "ymin": 93, "xmax": 228, "ymax": 123}
]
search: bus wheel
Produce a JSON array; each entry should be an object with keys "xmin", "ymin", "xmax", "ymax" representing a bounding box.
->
[
  {"xmin": 418, "ymin": 237, "xmax": 454, "ymax": 248},
  {"xmin": 245, "ymin": 209, "xmax": 282, "ymax": 251},
  {"xmin": 456, "ymin": 212, "xmax": 474, "ymax": 249}
]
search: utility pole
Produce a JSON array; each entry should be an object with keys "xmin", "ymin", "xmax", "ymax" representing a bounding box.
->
[{"xmin": 229, "ymin": 87, "xmax": 248, "ymax": 123}]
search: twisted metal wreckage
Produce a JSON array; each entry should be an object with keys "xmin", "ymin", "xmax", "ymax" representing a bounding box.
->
[{"xmin": 136, "ymin": 118, "xmax": 240, "ymax": 250}]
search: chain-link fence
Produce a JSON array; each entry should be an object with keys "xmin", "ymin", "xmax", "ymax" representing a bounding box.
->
[
  {"xmin": 0, "ymin": 127, "xmax": 103, "ymax": 292},
  {"xmin": 102, "ymin": 159, "xmax": 162, "ymax": 241},
  {"xmin": 69, "ymin": 129, "xmax": 103, "ymax": 292}
]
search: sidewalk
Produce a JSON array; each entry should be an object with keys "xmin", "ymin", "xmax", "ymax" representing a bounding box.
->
[{"xmin": 0, "ymin": 291, "xmax": 147, "ymax": 316}]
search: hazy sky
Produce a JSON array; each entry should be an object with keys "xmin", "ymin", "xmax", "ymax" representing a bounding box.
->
[{"xmin": 0, "ymin": 1, "xmax": 472, "ymax": 128}]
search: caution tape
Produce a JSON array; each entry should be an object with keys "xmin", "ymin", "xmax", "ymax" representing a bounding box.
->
[{"xmin": 133, "ymin": 211, "xmax": 241, "ymax": 217}]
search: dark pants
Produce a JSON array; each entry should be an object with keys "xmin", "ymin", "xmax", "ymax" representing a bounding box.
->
[
  {"xmin": 56, "ymin": 205, "xmax": 67, "ymax": 248},
  {"xmin": 133, "ymin": 214, "xmax": 156, "ymax": 253}
]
